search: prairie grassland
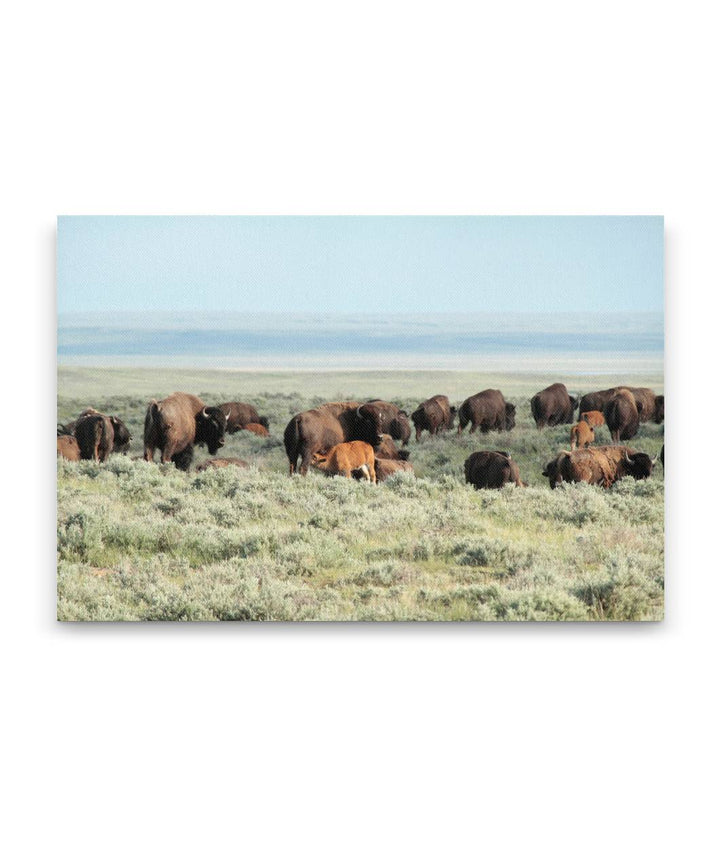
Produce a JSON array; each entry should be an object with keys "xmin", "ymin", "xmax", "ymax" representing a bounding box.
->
[{"xmin": 57, "ymin": 368, "xmax": 664, "ymax": 621}]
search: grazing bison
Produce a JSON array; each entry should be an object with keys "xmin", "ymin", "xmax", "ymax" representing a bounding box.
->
[
  {"xmin": 74, "ymin": 412, "xmax": 115, "ymax": 462},
  {"xmin": 464, "ymin": 451, "xmax": 524, "ymax": 490},
  {"xmin": 218, "ymin": 402, "xmax": 269, "ymax": 433},
  {"xmin": 283, "ymin": 402, "xmax": 383, "ymax": 475},
  {"xmin": 604, "ymin": 389, "xmax": 640, "ymax": 443},
  {"xmin": 364, "ymin": 400, "xmax": 412, "ymax": 445},
  {"xmin": 570, "ymin": 421, "xmax": 595, "ymax": 451},
  {"xmin": 144, "ymin": 392, "xmax": 226, "ymax": 470},
  {"xmin": 530, "ymin": 383, "xmax": 577, "ymax": 428},
  {"xmin": 196, "ymin": 457, "xmax": 249, "ymax": 471},
  {"xmin": 243, "ymin": 422, "xmax": 270, "ymax": 437},
  {"xmin": 580, "ymin": 410, "xmax": 605, "ymax": 429},
  {"xmin": 542, "ymin": 445, "xmax": 654, "ymax": 489},
  {"xmin": 374, "ymin": 434, "xmax": 411, "ymax": 461},
  {"xmin": 373, "ymin": 458, "xmax": 414, "ymax": 482},
  {"xmin": 410, "ymin": 395, "xmax": 456, "ymax": 441},
  {"xmin": 311, "ymin": 441, "xmax": 377, "ymax": 483},
  {"xmin": 57, "ymin": 435, "xmax": 81, "ymax": 461},
  {"xmin": 457, "ymin": 390, "xmax": 515, "ymax": 435}
]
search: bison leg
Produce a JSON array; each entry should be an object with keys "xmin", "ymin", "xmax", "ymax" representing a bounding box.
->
[
  {"xmin": 368, "ymin": 461, "xmax": 376, "ymax": 484},
  {"xmin": 299, "ymin": 451, "xmax": 314, "ymax": 476},
  {"xmin": 415, "ymin": 428, "xmax": 422, "ymax": 442}
]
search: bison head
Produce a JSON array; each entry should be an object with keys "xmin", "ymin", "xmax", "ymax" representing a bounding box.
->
[
  {"xmin": 110, "ymin": 416, "xmax": 132, "ymax": 453},
  {"xmin": 504, "ymin": 403, "xmax": 516, "ymax": 431},
  {"xmin": 195, "ymin": 406, "xmax": 226, "ymax": 455},
  {"xmin": 355, "ymin": 404, "xmax": 384, "ymax": 447},
  {"xmin": 623, "ymin": 450, "xmax": 654, "ymax": 480},
  {"xmin": 654, "ymin": 395, "xmax": 665, "ymax": 424}
]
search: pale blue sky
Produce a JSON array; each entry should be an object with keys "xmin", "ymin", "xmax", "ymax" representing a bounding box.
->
[{"xmin": 57, "ymin": 216, "xmax": 663, "ymax": 315}]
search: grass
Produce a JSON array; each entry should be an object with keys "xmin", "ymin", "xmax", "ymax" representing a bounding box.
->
[{"xmin": 57, "ymin": 368, "xmax": 665, "ymax": 621}]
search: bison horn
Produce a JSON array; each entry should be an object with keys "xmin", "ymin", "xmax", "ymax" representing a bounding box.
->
[
  {"xmin": 202, "ymin": 407, "xmax": 209, "ymax": 418},
  {"xmin": 651, "ymin": 453, "xmax": 659, "ymax": 464},
  {"xmin": 624, "ymin": 450, "xmax": 632, "ymax": 463}
]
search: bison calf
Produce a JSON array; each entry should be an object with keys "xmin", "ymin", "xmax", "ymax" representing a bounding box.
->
[
  {"xmin": 196, "ymin": 457, "xmax": 249, "ymax": 471},
  {"xmin": 580, "ymin": 410, "xmax": 605, "ymax": 429},
  {"xmin": 57, "ymin": 435, "xmax": 81, "ymax": 461},
  {"xmin": 570, "ymin": 421, "xmax": 595, "ymax": 451},
  {"xmin": 312, "ymin": 441, "xmax": 377, "ymax": 483}
]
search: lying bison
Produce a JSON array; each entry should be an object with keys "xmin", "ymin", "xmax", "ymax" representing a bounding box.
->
[
  {"xmin": 410, "ymin": 395, "xmax": 456, "ymax": 441},
  {"xmin": 464, "ymin": 451, "xmax": 523, "ymax": 490},
  {"xmin": 312, "ymin": 440, "xmax": 377, "ymax": 483},
  {"xmin": 196, "ymin": 457, "xmax": 249, "ymax": 471},
  {"xmin": 364, "ymin": 400, "xmax": 411, "ymax": 445},
  {"xmin": 243, "ymin": 422, "xmax": 270, "ymax": 437},
  {"xmin": 458, "ymin": 390, "xmax": 515, "ymax": 435},
  {"xmin": 374, "ymin": 433, "xmax": 411, "ymax": 461},
  {"xmin": 374, "ymin": 458, "xmax": 414, "ymax": 482},
  {"xmin": 530, "ymin": 383, "xmax": 577, "ymax": 428},
  {"xmin": 542, "ymin": 446, "xmax": 655, "ymax": 489},
  {"xmin": 570, "ymin": 421, "xmax": 595, "ymax": 451},
  {"xmin": 57, "ymin": 435, "xmax": 81, "ymax": 461},
  {"xmin": 218, "ymin": 402, "xmax": 269, "ymax": 433},
  {"xmin": 604, "ymin": 389, "xmax": 640, "ymax": 443},
  {"xmin": 144, "ymin": 392, "xmax": 226, "ymax": 470},
  {"xmin": 283, "ymin": 402, "xmax": 383, "ymax": 475}
]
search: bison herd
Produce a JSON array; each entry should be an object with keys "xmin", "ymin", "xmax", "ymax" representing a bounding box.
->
[{"xmin": 57, "ymin": 382, "xmax": 664, "ymax": 491}]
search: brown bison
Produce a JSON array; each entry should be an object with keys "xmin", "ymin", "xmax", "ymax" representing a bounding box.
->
[
  {"xmin": 57, "ymin": 435, "xmax": 81, "ymax": 461},
  {"xmin": 464, "ymin": 451, "xmax": 524, "ymax": 490},
  {"xmin": 457, "ymin": 390, "xmax": 515, "ymax": 435},
  {"xmin": 363, "ymin": 400, "xmax": 412, "ymax": 445},
  {"xmin": 283, "ymin": 402, "xmax": 383, "ymax": 475},
  {"xmin": 580, "ymin": 410, "xmax": 605, "ymax": 429},
  {"xmin": 58, "ymin": 408, "xmax": 131, "ymax": 454},
  {"xmin": 373, "ymin": 458, "xmax": 414, "ymax": 482},
  {"xmin": 144, "ymin": 392, "xmax": 227, "ymax": 471},
  {"xmin": 622, "ymin": 387, "xmax": 664, "ymax": 423},
  {"xmin": 74, "ymin": 412, "xmax": 115, "ymax": 462},
  {"xmin": 243, "ymin": 422, "xmax": 270, "ymax": 437},
  {"xmin": 570, "ymin": 421, "xmax": 595, "ymax": 451},
  {"xmin": 542, "ymin": 445, "xmax": 655, "ymax": 489},
  {"xmin": 374, "ymin": 434, "xmax": 411, "ymax": 461},
  {"xmin": 604, "ymin": 389, "xmax": 640, "ymax": 443},
  {"xmin": 530, "ymin": 383, "xmax": 578, "ymax": 428},
  {"xmin": 577, "ymin": 388, "xmax": 619, "ymax": 418},
  {"xmin": 410, "ymin": 395, "xmax": 456, "ymax": 441},
  {"xmin": 311, "ymin": 441, "xmax": 377, "ymax": 483},
  {"xmin": 218, "ymin": 402, "xmax": 269, "ymax": 433},
  {"xmin": 196, "ymin": 457, "xmax": 249, "ymax": 471}
]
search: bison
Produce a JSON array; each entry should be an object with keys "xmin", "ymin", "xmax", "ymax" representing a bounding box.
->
[
  {"xmin": 374, "ymin": 434, "xmax": 411, "ymax": 461},
  {"xmin": 464, "ymin": 451, "xmax": 524, "ymax": 490},
  {"xmin": 283, "ymin": 402, "xmax": 383, "ymax": 475},
  {"xmin": 196, "ymin": 457, "xmax": 249, "ymax": 471},
  {"xmin": 58, "ymin": 408, "xmax": 131, "ymax": 454},
  {"xmin": 410, "ymin": 395, "xmax": 456, "ymax": 441},
  {"xmin": 457, "ymin": 390, "xmax": 515, "ymax": 435},
  {"xmin": 542, "ymin": 445, "xmax": 655, "ymax": 489},
  {"xmin": 74, "ymin": 412, "xmax": 115, "ymax": 462},
  {"xmin": 580, "ymin": 410, "xmax": 605, "ymax": 429},
  {"xmin": 364, "ymin": 400, "xmax": 412, "ymax": 445},
  {"xmin": 311, "ymin": 440, "xmax": 377, "ymax": 483},
  {"xmin": 243, "ymin": 422, "xmax": 270, "ymax": 437},
  {"xmin": 577, "ymin": 388, "xmax": 619, "ymax": 418},
  {"xmin": 218, "ymin": 402, "xmax": 269, "ymax": 433},
  {"xmin": 622, "ymin": 387, "xmax": 664, "ymax": 424},
  {"xmin": 373, "ymin": 458, "xmax": 414, "ymax": 482},
  {"xmin": 604, "ymin": 389, "xmax": 640, "ymax": 443},
  {"xmin": 57, "ymin": 435, "xmax": 81, "ymax": 461},
  {"xmin": 570, "ymin": 421, "xmax": 595, "ymax": 451},
  {"xmin": 530, "ymin": 383, "xmax": 577, "ymax": 428},
  {"xmin": 144, "ymin": 392, "xmax": 226, "ymax": 470}
]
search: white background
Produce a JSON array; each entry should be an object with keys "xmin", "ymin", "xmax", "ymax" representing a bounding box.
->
[{"xmin": 2, "ymin": 2, "xmax": 717, "ymax": 853}]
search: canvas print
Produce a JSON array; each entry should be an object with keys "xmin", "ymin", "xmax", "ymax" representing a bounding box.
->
[{"xmin": 57, "ymin": 216, "xmax": 664, "ymax": 621}]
